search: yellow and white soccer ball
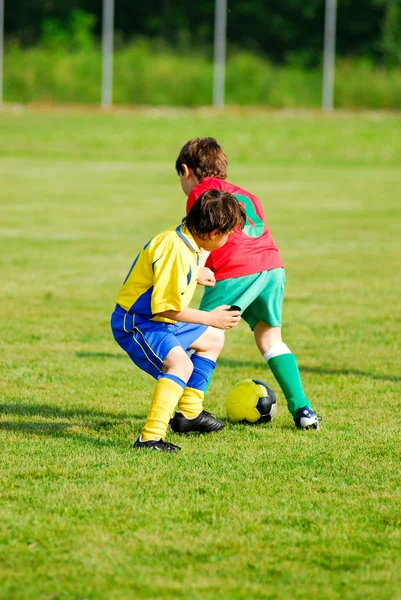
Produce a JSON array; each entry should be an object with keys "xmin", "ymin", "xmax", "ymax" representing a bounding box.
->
[{"xmin": 226, "ymin": 379, "xmax": 277, "ymax": 424}]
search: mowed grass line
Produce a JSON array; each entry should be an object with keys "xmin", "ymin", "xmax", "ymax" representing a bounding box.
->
[{"xmin": 0, "ymin": 109, "xmax": 400, "ymax": 600}]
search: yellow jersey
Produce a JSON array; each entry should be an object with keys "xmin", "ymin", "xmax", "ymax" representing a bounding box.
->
[{"xmin": 115, "ymin": 224, "xmax": 201, "ymax": 324}]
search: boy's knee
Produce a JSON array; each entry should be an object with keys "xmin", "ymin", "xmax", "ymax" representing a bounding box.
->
[
  {"xmin": 208, "ymin": 327, "xmax": 225, "ymax": 353},
  {"xmin": 177, "ymin": 353, "xmax": 194, "ymax": 381},
  {"xmin": 164, "ymin": 347, "xmax": 194, "ymax": 381},
  {"xmin": 190, "ymin": 326, "xmax": 225, "ymax": 361},
  {"xmin": 182, "ymin": 356, "xmax": 194, "ymax": 381}
]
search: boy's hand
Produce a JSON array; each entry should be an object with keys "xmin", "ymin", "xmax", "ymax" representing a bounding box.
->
[
  {"xmin": 208, "ymin": 305, "xmax": 241, "ymax": 330},
  {"xmin": 197, "ymin": 266, "xmax": 216, "ymax": 287}
]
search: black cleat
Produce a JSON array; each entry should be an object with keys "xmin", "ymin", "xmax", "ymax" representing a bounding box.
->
[
  {"xmin": 133, "ymin": 437, "xmax": 181, "ymax": 453},
  {"xmin": 293, "ymin": 406, "xmax": 321, "ymax": 430},
  {"xmin": 170, "ymin": 410, "xmax": 225, "ymax": 434}
]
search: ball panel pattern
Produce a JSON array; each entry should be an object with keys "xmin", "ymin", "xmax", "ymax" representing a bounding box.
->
[{"xmin": 226, "ymin": 378, "xmax": 277, "ymax": 424}]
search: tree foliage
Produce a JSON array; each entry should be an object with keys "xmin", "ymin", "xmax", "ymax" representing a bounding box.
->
[{"xmin": 4, "ymin": 0, "xmax": 401, "ymax": 66}]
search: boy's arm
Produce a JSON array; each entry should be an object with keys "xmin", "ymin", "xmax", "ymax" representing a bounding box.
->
[
  {"xmin": 157, "ymin": 306, "xmax": 240, "ymax": 330},
  {"xmin": 199, "ymin": 247, "xmax": 210, "ymax": 267},
  {"xmin": 198, "ymin": 267, "xmax": 215, "ymax": 287},
  {"xmin": 197, "ymin": 248, "xmax": 215, "ymax": 287}
]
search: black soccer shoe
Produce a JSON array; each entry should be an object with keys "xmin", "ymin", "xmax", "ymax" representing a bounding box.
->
[
  {"xmin": 133, "ymin": 437, "xmax": 181, "ymax": 453},
  {"xmin": 170, "ymin": 411, "xmax": 225, "ymax": 434},
  {"xmin": 293, "ymin": 406, "xmax": 320, "ymax": 430}
]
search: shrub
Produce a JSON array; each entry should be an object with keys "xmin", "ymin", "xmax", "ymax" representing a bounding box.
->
[{"xmin": 3, "ymin": 41, "xmax": 401, "ymax": 109}]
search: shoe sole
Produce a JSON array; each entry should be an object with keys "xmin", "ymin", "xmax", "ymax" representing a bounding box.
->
[
  {"xmin": 295, "ymin": 419, "xmax": 319, "ymax": 430},
  {"xmin": 133, "ymin": 443, "xmax": 180, "ymax": 453},
  {"xmin": 171, "ymin": 424, "xmax": 225, "ymax": 435}
]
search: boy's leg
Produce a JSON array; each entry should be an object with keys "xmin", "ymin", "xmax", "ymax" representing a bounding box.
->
[
  {"xmin": 253, "ymin": 323, "xmax": 311, "ymax": 415},
  {"xmin": 171, "ymin": 326, "xmax": 226, "ymax": 433},
  {"xmin": 178, "ymin": 355, "xmax": 216, "ymax": 418},
  {"xmin": 183, "ymin": 325, "xmax": 223, "ymax": 412},
  {"xmin": 253, "ymin": 322, "xmax": 319, "ymax": 429},
  {"xmin": 199, "ymin": 274, "xmax": 263, "ymax": 393},
  {"xmin": 237, "ymin": 269, "xmax": 319, "ymax": 429},
  {"xmin": 141, "ymin": 346, "xmax": 191, "ymax": 442},
  {"xmin": 141, "ymin": 374, "xmax": 186, "ymax": 442},
  {"xmin": 111, "ymin": 310, "xmax": 195, "ymax": 448}
]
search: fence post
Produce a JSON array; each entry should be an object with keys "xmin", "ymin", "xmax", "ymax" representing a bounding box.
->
[
  {"xmin": 213, "ymin": 0, "xmax": 227, "ymax": 107},
  {"xmin": 322, "ymin": 0, "xmax": 337, "ymax": 110},
  {"xmin": 0, "ymin": 0, "xmax": 4, "ymax": 105},
  {"xmin": 101, "ymin": 0, "xmax": 114, "ymax": 107}
]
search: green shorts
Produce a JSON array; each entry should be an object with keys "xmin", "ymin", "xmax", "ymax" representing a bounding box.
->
[{"xmin": 200, "ymin": 268, "xmax": 285, "ymax": 330}]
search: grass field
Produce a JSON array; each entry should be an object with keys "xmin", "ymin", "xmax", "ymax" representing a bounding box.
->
[{"xmin": 1, "ymin": 106, "xmax": 400, "ymax": 600}]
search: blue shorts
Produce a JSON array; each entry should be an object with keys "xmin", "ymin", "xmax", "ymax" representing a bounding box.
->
[{"xmin": 110, "ymin": 305, "xmax": 208, "ymax": 380}]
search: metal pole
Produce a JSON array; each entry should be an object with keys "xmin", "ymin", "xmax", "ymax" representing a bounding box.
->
[
  {"xmin": 101, "ymin": 0, "xmax": 114, "ymax": 107},
  {"xmin": 213, "ymin": 0, "xmax": 227, "ymax": 107},
  {"xmin": 322, "ymin": 0, "xmax": 337, "ymax": 110},
  {"xmin": 0, "ymin": 0, "xmax": 4, "ymax": 105}
]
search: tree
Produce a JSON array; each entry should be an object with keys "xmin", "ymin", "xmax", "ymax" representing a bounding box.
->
[
  {"xmin": 3, "ymin": 0, "xmax": 396, "ymax": 66},
  {"xmin": 376, "ymin": 0, "xmax": 401, "ymax": 65}
]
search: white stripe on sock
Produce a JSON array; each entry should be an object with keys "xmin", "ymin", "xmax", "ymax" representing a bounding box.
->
[{"xmin": 263, "ymin": 343, "xmax": 292, "ymax": 362}]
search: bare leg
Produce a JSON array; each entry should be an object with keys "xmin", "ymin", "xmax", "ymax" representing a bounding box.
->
[
  {"xmin": 189, "ymin": 326, "xmax": 225, "ymax": 361},
  {"xmin": 162, "ymin": 345, "xmax": 194, "ymax": 381},
  {"xmin": 254, "ymin": 321, "xmax": 282, "ymax": 354},
  {"xmin": 172, "ymin": 326, "xmax": 225, "ymax": 419}
]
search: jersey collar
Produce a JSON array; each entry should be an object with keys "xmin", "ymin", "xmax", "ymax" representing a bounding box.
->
[{"xmin": 175, "ymin": 224, "xmax": 200, "ymax": 253}]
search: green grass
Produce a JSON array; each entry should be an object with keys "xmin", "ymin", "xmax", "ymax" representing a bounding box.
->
[
  {"xmin": 4, "ymin": 42, "xmax": 401, "ymax": 108},
  {"xmin": 0, "ymin": 107, "xmax": 400, "ymax": 600}
]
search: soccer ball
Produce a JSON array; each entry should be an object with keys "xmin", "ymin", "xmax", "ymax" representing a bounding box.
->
[{"xmin": 226, "ymin": 379, "xmax": 277, "ymax": 424}]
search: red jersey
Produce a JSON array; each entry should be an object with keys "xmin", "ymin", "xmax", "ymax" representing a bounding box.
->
[{"xmin": 186, "ymin": 177, "xmax": 283, "ymax": 281}]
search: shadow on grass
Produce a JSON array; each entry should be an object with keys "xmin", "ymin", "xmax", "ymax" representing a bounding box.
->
[
  {"xmin": 0, "ymin": 420, "xmax": 123, "ymax": 449},
  {"xmin": 218, "ymin": 358, "xmax": 401, "ymax": 382},
  {"xmin": 76, "ymin": 351, "xmax": 125, "ymax": 359},
  {"xmin": 0, "ymin": 403, "xmax": 145, "ymax": 449},
  {"xmin": 300, "ymin": 365, "xmax": 401, "ymax": 383},
  {"xmin": 0, "ymin": 402, "xmax": 137, "ymax": 420}
]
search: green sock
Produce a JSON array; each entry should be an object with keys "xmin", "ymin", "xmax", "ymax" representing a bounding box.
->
[{"xmin": 267, "ymin": 353, "xmax": 311, "ymax": 416}]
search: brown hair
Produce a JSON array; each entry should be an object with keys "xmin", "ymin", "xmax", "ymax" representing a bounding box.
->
[
  {"xmin": 182, "ymin": 189, "xmax": 245, "ymax": 239},
  {"xmin": 175, "ymin": 137, "xmax": 228, "ymax": 181}
]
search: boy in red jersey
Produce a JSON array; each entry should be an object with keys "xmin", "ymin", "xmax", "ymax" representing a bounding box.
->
[{"xmin": 175, "ymin": 138, "xmax": 320, "ymax": 430}]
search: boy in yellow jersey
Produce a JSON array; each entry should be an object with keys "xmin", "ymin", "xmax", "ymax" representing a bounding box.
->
[{"xmin": 111, "ymin": 190, "xmax": 246, "ymax": 453}]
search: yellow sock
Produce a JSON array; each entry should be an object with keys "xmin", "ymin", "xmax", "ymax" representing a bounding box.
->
[
  {"xmin": 141, "ymin": 378, "xmax": 183, "ymax": 442},
  {"xmin": 178, "ymin": 387, "xmax": 204, "ymax": 419}
]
